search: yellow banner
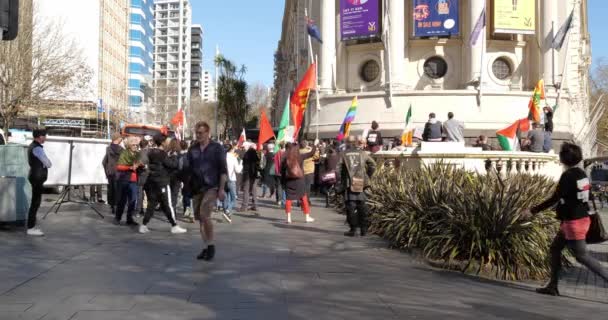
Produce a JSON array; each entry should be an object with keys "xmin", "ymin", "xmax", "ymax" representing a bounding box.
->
[{"xmin": 493, "ymin": 0, "xmax": 536, "ymax": 34}]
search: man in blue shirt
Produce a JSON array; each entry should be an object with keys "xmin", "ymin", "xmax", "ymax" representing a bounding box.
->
[
  {"xmin": 186, "ymin": 121, "xmax": 227, "ymax": 261},
  {"xmin": 27, "ymin": 129, "xmax": 52, "ymax": 236}
]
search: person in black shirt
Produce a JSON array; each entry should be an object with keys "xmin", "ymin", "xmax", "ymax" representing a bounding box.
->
[
  {"xmin": 543, "ymin": 106, "xmax": 554, "ymax": 153},
  {"xmin": 366, "ymin": 121, "xmax": 383, "ymax": 153},
  {"xmin": 523, "ymin": 142, "xmax": 608, "ymax": 296}
]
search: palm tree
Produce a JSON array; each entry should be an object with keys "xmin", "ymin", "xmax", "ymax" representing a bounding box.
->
[{"xmin": 215, "ymin": 56, "xmax": 250, "ymax": 138}]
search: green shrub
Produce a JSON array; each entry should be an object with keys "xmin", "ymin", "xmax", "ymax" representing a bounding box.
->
[{"xmin": 365, "ymin": 162, "xmax": 560, "ymax": 281}]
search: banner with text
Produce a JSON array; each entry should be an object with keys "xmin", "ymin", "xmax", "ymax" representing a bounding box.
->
[
  {"xmin": 493, "ymin": 0, "xmax": 536, "ymax": 34},
  {"xmin": 340, "ymin": 0, "xmax": 381, "ymax": 41},
  {"xmin": 413, "ymin": 0, "xmax": 460, "ymax": 37}
]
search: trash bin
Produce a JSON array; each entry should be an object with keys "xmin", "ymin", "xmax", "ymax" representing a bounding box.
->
[
  {"xmin": 0, "ymin": 145, "xmax": 30, "ymax": 223},
  {"xmin": 0, "ymin": 176, "xmax": 19, "ymax": 222}
]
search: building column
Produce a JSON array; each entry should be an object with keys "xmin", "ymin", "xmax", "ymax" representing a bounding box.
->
[
  {"xmin": 389, "ymin": 0, "xmax": 405, "ymax": 88},
  {"xmin": 542, "ymin": 0, "xmax": 558, "ymax": 91},
  {"xmin": 319, "ymin": 0, "xmax": 336, "ymax": 92},
  {"xmin": 467, "ymin": 0, "xmax": 485, "ymax": 89}
]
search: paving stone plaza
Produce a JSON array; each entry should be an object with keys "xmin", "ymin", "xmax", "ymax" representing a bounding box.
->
[{"xmin": 0, "ymin": 195, "xmax": 606, "ymax": 320}]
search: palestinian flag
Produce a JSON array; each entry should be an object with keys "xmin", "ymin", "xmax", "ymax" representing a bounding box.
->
[
  {"xmin": 528, "ymin": 79, "xmax": 545, "ymax": 123},
  {"xmin": 401, "ymin": 104, "xmax": 413, "ymax": 146},
  {"xmin": 496, "ymin": 119, "xmax": 530, "ymax": 151}
]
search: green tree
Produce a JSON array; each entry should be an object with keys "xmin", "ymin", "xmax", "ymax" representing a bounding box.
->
[{"xmin": 215, "ymin": 55, "xmax": 250, "ymax": 138}]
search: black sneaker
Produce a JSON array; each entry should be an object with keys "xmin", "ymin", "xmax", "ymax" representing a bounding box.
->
[
  {"xmin": 360, "ymin": 228, "xmax": 368, "ymax": 237},
  {"xmin": 126, "ymin": 220, "xmax": 139, "ymax": 227},
  {"xmin": 344, "ymin": 230, "xmax": 356, "ymax": 237},
  {"xmin": 536, "ymin": 285, "xmax": 559, "ymax": 296},
  {"xmin": 112, "ymin": 218, "xmax": 121, "ymax": 226},
  {"xmin": 204, "ymin": 245, "xmax": 215, "ymax": 261},
  {"xmin": 196, "ymin": 249, "xmax": 208, "ymax": 260}
]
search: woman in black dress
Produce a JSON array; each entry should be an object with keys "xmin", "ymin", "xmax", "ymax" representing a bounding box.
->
[{"xmin": 281, "ymin": 142, "xmax": 317, "ymax": 224}]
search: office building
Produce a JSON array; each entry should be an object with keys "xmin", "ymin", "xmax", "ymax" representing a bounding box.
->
[{"xmin": 128, "ymin": 0, "xmax": 155, "ymax": 123}]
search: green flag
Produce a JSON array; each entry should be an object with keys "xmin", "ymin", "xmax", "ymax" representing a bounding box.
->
[{"xmin": 275, "ymin": 96, "xmax": 291, "ymax": 152}]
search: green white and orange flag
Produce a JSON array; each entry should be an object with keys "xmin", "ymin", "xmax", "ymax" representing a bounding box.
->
[
  {"xmin": 496, "ymin": 118, "xmax": 530, "ymax": 151},
  {"xmin": 401, "ymin": 104, "xmax": 413, "ymax": 146},
  {"xmin": 528, "ymin": 79, "xmax": 545, "ymax": 123}
]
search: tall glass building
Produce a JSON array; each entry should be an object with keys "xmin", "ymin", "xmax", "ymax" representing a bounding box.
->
[{"xmin": 128, "ymin": 0, "xmax": 155, "ymax": 123}]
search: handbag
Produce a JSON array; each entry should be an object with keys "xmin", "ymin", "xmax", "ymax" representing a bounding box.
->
[
  {"xmin": 586, "ymin": 197, "xmax": 608, "ymax": 244},
  {"xmin": 287, "ymin": 162, "xmax": 304, "ymax": 179},
  {"xmin": 321, "ymin": 171, "xmax": 336, "ymax": 184}
]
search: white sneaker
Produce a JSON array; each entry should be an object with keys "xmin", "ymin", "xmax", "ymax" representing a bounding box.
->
[
  {"xmin": 222, "ymin": 212, "xmax": 232, "ymax": 224},
  {"xmin": 305, "ymin": 215, "xmax": 315, "ymax": 223},
  {"xmin": 26, "ymin": 228, "xmax": 44, "ymax": 236},
  {"xmin": 184, "ymin": 207, "xmax": 193, "ymax": 218},
  {"xmin": 171, "ymin": 225, "xmax": 187, "ymax": 234},
  {"xmin": 286, "ymin": 213, "xmax": 292, "ymax": 224},
  {"xmin": 139, "ymin": 225, "xmax": 150, "ymax": 234}
]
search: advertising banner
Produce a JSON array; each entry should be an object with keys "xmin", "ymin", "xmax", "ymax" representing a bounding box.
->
[
  {"xmin": 493, "ymin": 0, "xmax": 536, "ymax": 34},
  {"xmin": 340, "ymin": 0, "xmax": 381, "ymax": 41},
  {"xmin": 413, "ymin": 0, "xmax": 460, "ymax": 37}
]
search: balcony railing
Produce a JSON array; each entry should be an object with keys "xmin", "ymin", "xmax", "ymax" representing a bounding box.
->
[{"xmin": 371, "ymin": 143, "xmax": 562, "ymax": 180}]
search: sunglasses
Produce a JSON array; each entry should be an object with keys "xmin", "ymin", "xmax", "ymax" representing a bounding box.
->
[{"xmin": 196, "ymin": 131, "xmax": 207, "ymax": 135}]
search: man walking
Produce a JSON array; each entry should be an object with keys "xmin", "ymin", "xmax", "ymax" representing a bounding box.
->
[
  {"xmin": 27, "ymin": 129, "xmax": 52, "ymax": 236},
  {"xmin": 443, "ymin": 112, "xmax": 465, "ymax": 142},
  {"xmin": 337, "ymin": 135, "xmax": 376, "ymax": 237},
  {"xmin": 102, "ymin": 133, "xmax": 124, "ymax": 214},
  {"xmin": 187, "ymin": 121, "xmax": 227, "ymax": 261}
]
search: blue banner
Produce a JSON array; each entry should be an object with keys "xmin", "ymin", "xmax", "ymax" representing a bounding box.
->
[{"xmin": 413, "ymin": 0, "xmax": 459, "ymax": 37}]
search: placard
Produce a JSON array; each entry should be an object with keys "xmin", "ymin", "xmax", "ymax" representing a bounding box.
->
[
  {"xmin": 413, "ymin": 0, "xmax": 460, "ymax": 37},
  {"xmin": 340, "ymin": 0, "xmax": 381, "ymax": 41},
  {"xmin": 493, "ymin": 0, "xmax": 535, "ymax": 34}
]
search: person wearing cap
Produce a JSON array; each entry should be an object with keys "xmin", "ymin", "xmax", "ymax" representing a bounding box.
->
[
  {"xmin": 102, "ymin": 132, "xmax": 124, "ymax": 215},
  {"xmin": 26, "ymin": 129, "xmax": 52, "ymax": 236},
  {"xmin": 336, "ymin": 135, "xmax": 376, "ymax": 237}
]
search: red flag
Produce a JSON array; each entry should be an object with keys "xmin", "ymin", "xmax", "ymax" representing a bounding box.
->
[
  {"xmin": 258, "ymin": 110, "xmax": 275, "ymax": 149},
  {"xmin": 518, "ymin": 118, "xmax": 530, "ymax": 132},
  {"xmin": 171, "ymin": 109, "xmax": 184, "ymax": 126},
  {"xmin": 291, "ymin": 63, "xmax": 317, "ymax": 139},
  {"xmin": 237, "ymin": 128, "xmax": 246, "ymax": 147}
]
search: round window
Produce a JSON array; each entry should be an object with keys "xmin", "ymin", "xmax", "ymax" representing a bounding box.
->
[
  {"xmin": 423, "ymin": 56, "xmax": 448, "ymax": 79},
  {"xmin": 360, "ymin": 60, "xmax": 380, "ymax": 83},
  {"xmin": 492, "ymin": 57, "xmax": 512, "ymax": 80}
]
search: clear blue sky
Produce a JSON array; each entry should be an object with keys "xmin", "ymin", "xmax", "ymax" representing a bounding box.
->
[
  {"xmin": 589, "ymin": 1, "xmax": 607, "ymax": 65},
  {"xmin": 191, "ymin": 1, "xmax": 607, "ymax": 86},
  {"xmin": 191, "ymin": 1, "xmax": 285, "ymax": 87}
]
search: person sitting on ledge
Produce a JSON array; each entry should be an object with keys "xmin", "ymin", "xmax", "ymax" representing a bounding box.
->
[
  {"xmin": 526, "ymin": 122, "xmax": 546, "ymax": 153},
  {"xmin": 473, "ymin": 135, "xmax": 493, "ymax": 151},
  {"xmin": 422, "ymin": 113, "xmax": 443, "ymax": 142}
]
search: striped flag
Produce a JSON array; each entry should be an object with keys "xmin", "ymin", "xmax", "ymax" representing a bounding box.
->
[
  {"xmin": 469, "ymin": 7, "xmax": 486, "ymax": 47},
  {"xmin": 336, "ymin": 97, "xmax": 358, "ymax": 142},
  {"xmin": 496, "ymin": 118, "xmax": 530, "ymax": 151},
  {"xmin": 401, "ymin": 104, "xmax": 413, "ymax": 146},
  {"xmin": 528, "ymin": 79, "xmax": 546, "ymax": 123}
]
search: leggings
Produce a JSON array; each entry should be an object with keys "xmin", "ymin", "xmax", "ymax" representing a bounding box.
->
[
  {"xmin": 549, "ymin": 231, "xmax": 608, "ymax": 286},
  {"xmin": 285, "ymin": 195, "xmax": 311, "ymax": 215}
]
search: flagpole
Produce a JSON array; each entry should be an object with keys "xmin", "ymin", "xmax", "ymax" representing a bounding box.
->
[
  {"xmin": 551, "ymin": 21, "xmax": 556, "ymax": 87},
  {"xmin": 478, "ymin": 10, "xmax": 486, "ymax": 108},
  {"xmin": 383, "ymin": 0, "xmax": 393, "ymax": 108},
  {"xmin": 315, "ymin": 54, "xmax": 321, "ymax": 141},
  {"xmin": 304, "ymin": 8, "xmax": 314, "ymax": 63},
  {"xmin": 556, "ymin": 30, "xmax": 571, "ymax": 111}
]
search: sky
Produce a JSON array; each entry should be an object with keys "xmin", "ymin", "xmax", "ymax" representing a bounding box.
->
[
  {"xmin": 588, "ymin": 1, "xmax": 608, "ymax": 66},
  {"xmin": 191, "ymin": 1, "xmax": 285, "ymax": 88},
  {"xmin": 191, "ymin": 1, "xmax": 607, "ymax": 87}
]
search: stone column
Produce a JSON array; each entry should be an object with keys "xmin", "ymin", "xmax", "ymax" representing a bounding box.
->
[
  {"xmin": 389, "ymin": 0, "xmax": 406, "ymax": 88},
  {"xmin": 467, "ymin": 0, "xmax": 485, "ymax": 89},
  {"xmin": 319, "ymin": 0, "xmax": 336, "ymax": 92},
  {"xmin": 542, "ymin": 0, "xmax": 558, "ymax": 90}
]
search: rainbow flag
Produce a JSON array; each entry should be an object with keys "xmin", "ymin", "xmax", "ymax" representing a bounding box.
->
[
  {"xmin": 528, "ymin": 79, "xmax": 545, "ymax": 123},
  {"xmin": 336, "ymin": 97, "xmax": 358, "ymax": 141}
]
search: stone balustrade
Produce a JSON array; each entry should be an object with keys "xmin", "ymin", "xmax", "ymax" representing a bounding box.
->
[{"xmin": 371, "ymin": 143, "xmax": 562, "ymax": 180}]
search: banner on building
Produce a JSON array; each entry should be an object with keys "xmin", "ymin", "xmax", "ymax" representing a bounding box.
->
[
  {"xmin": 340, "ymin": 0, "xmax": 381, "ymax": 41},
  {"xmin": 413, "ymin": 0, "xmax": 460, "ymax": 37},
  {"xmin": 493, "ymin": 0, "xmax": 536, "ymax": 34}
]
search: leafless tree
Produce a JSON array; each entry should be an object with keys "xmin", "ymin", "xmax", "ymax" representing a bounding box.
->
[
  {"xmin": 0, "ymin": 0, "xmax": 93, "ymax": 132},
  {"xmin": 188, "ymin": 95, "xmax": 222, "ymax": 138}
]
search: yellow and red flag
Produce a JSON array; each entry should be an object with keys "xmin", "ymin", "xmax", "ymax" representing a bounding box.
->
[
  {"xmin": 291, "ymin": 63, "xmax": 317, "ymax": 139},
  {"xmin": 527, "ymin": 79, "xmax": 545, "ymax": 123}
]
